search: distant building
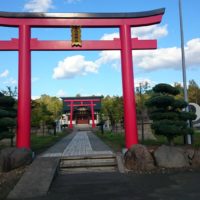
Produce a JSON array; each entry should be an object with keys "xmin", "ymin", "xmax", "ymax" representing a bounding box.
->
[{"xmin": 61, "ymin": 96, "xmax": 102, "ymax": 127}]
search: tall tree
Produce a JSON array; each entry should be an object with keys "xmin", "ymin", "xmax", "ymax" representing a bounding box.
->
[
  {"xmin": 188, "ymin": 80, "xmax": 200, "ymax": 105},
  {"xmin": 31, "ymin": 95, "xmax": 62, "ymax": 131},
  {"xmin": 136, "ymin": 82, "xmax": 150, "ymax": 142},
  {"xmin": 0, "ymin": 92, "xmax": 17, "ymax": 146},
  {"xmin": 100, "ymin": 96, "xmax": 123, "ymax": 132}
]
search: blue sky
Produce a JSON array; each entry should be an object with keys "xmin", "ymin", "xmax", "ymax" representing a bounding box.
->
[{"xmin": 0, "ymin": 0, "xmax": 199, "ymax": 99}]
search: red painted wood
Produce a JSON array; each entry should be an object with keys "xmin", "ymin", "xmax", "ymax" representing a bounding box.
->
[
  {"xmin": 0, "ymin": 14, "xmax": 163, "ymax": 27},
  {"xmin": 64, "ymin": 99, "xmax": 100, "ymax": 102},
  {"xmin": 90, "ymin": 101, "xmax": 95, "ymax": 128},
  {"xmin": 71, "ymin": 104, "xmax": 96, "ymax": 107},
  {"xmin": 0, "ymin": 38, "xmax": 157, "ymax": 51},
  {"xmin": 69, "ymin": 102, "xmax": 73, "ymax": 128},
  {"xmin": 0, "ymin": 10, "xmax": 164, "ymax": 149},
  {"xmin": 0, "ymin": 39, "xmax": 18, "ymax": 50},
  {"xmin": 17, "ymin": 25, "xmax": 31, "ymax": 149},
  {"xmin": 120, "ymin": 24, "xmax": 138, "ymax": 148}
]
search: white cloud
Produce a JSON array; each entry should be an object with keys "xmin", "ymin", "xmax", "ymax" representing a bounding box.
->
[
  {"xmin": 31, "ymin": 95, "xmax": 40, "ymax": 100},
  {"xmin": 56, "ymin": 89, "xmax": 67, "ymax": 97},
  {"xmin": 185, "ymin": 38, "xmax": 200, "ymax": 66},
  {"xmin": 96, "ymin": 38, "xmax": 200, "ymax": 72},
  {"xmin": 51, "ymin": 30, "xmax": 199, "ymax": 79},
  {"xmin": 96, "ymin": 51, "xmax": 120, "ymax": 65},
  {"xmin": 100, "ymin": 24, "xmax": 168, "ymax": 40},
  {"xmin": 52, "ymin": 55, "xmax": 99, "ymax": 79},
  {"xmin": 135, "ymin": 38, "xmax": 200, "ymax": 71},
  {"xmin": 131, "ymin": 24, "xmax": 168, "ymax": 39},
  {"xmin": 134, "ymin": 78, "xmax": 156, "ymax": 88},
  {"xmin": 100, "ymin": 32, "xmax": 119, "ymax": 40},
  {"xmin": 0, "ymin": 69, "xmax": 9, "ymax": 78},
  {"xmin": 24, "ymin": 0, "xmax": 54, "ymax": 12},
  {"xmin": 134, "ymin": 47, "xmax": 181, "ymax": 70}
]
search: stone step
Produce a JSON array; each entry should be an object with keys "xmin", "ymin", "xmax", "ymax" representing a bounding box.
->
[
  {"xmin": 61, "ymin": 154, "xmax": 116, "ymax": 160},
  {"xmin": 60, "ymin": 157, "xmax": 117, "ymax": 168},
  {"xmin": 60, "ymin": 166, "xmax": 117, "ymax": 174},
  {"xmin": 60, "ymin": 154, "xmax": 118, "ymax": 173}
]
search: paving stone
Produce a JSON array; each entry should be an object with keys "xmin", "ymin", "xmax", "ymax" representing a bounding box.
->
[
  {"xmin": 62, "ymin": 131, "xmax": 113, "ymax": 157},
  {"xmin": 8, "ymin": 130, "xmax": 114, "ymax": 199}
]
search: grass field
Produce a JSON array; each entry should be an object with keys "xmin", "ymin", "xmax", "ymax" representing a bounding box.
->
[
  {"xmin": 31, "ymin": 131, "xmax": 68, "ymax": 154},
  {"xmin": 96, "ymin": 130, "xmax": 200, "ymax": 151},
  {"xmin": 0, "ymin": 130, "xmax": 71, "ymax": 154}
]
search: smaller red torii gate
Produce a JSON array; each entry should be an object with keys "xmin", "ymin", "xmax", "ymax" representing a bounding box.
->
[{"xmin": 64, "ymin": 99, "xmax": 101, "ymax": 128}]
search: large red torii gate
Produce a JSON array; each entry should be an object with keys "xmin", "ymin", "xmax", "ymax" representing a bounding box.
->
[{"xmin": 0, "ymin": 9, "xmax": 165, "ymax": 149}]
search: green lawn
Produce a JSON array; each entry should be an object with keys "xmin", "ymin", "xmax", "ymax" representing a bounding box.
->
[
  {"xmin": 96, "ymin": 131, "xmax": 125, "ymax": 152},
  {"xmin": 31, "ymin": 131, "xmax": 68, "ymax": 154},
  {"xmin": 0, "ymin": 130, "xmax": 70, "ymax": 153},
  {"xmin": 96, "ymin": 129, "xmax": 200, "ymax": 151}
]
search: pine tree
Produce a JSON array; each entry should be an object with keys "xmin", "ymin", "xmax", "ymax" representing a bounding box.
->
[
  {"xmin": 0, "ymin": 92, "xmax": 16, "ymax": 146},
  {"xmin": 146, "ymin": 83, "xmax": 196, "ymax": 145}
]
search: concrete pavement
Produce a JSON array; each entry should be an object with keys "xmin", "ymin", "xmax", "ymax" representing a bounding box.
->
[
  {"xmin": 7, "ymin": 130, "xmax": 200, "ymax": 200},
  {"xmin": 11, "ymin": 170, "xmax": 200, "ymax": 200},
  {"xmin": 7, "ymin": 130, "xmax": 116, "ymax": 199}
]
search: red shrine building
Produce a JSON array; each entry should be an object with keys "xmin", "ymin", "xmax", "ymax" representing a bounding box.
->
[{"xmin": 61, "ymin": 96, "xmax": 102, "ymax": 128}]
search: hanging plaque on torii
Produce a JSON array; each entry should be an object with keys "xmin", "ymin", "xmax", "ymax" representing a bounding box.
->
[{"xmin": 0, "ymin": 8, "xmax": 165, "ymax": 149}]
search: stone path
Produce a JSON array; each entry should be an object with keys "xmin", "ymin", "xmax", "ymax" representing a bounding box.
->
[
  {"xmin": 40, "ymin": 131, "xmax": 113, "ymax": 158},
  {"xmin": 8, "ymin": 130, "xmax": 115, "ymax": 199},
  {"xmin": 7, "ymin": 130, "xmax": 200, "ymax": 200},
  {"xmin": 62, "ymin": 131, "xmax": 113, "ymax": 156}
]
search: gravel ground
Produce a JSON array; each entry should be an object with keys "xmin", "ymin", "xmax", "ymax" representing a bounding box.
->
[{"xmin": 0, "ymin": 167, "xmax": 26, "ymax": 200}]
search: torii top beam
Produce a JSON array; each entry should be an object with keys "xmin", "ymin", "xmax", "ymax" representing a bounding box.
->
[
  {"xmin": 0, "ymin": 9, "xmax": 165, "ymax": 51},
  {"xmin": 0, "ymin": 8, "xmax": 165, "ymax": 27}
]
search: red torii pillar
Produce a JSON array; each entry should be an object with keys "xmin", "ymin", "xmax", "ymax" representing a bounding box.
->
[
  {"xmin": 0, "ymin": 9, "xmax": 165, "ymax": 149},
  {"xmin": 90, "ymin": 100, "xmax": 96, "ymax": 128},
  {"xmin": 120, "ymin": 24, "xmax": 138, "ymax": 146},
  {"xmin": 17, "ymin": 25, "xmax": 31, "ymax": 148},
  {"xmin": 69, "ymin": 101, "xmax": 74, "ymax": 129}
]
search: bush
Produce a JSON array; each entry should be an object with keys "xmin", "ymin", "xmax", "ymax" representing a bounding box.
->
[
  {"xmin": 146, "ymin": 83, "xmax": 196, "ymax": 145},
  {"xmin": 0, "ymin": 92, "xmax": 16, "ymax": 143}
]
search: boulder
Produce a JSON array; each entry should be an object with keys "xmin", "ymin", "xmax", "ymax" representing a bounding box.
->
[
  {"xmin": 0, "ymin": 147, "xmax": 33, "ymax": 172},
  {"xmin": 183, "ymin": 147, "xmax": 195, "ymax": 165},
  {"xmin": 124, "ymin": 144, "xmax": 155, "ymax": 171},
  {"xmin": 192, "ymin": 148, "xmax": 200, "ymax": 168},
  {"xmin": 0, "ymin": 147, "xmax": 16, "ymax": 172},
  {"xmin": 154, "ymin": 145, "xmax": 189, "ymax": 168}
]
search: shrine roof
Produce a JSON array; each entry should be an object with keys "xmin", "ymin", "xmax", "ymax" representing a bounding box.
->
[
  {"xmin": 0, "ymin": 8, "xmax": 165, "ymax": 19},
  {"xmin": 61, "ymin": 96, "xmax": 102, "ymax": 112}
]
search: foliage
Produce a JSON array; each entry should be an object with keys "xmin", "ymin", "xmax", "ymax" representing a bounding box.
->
[
  {"xmin": 188, "ymin": 80, "xmax": 200, "ymax": 105},
  {"xmin": 173, "ymin": 80, "xmax": 200, "ymax": 104},
  {"xmin": 31, "ymin": 132, "xmax": 67, "ymax": 154},
  {"xmin": 1, "ymin": 86, "xmax": 17, "ymax": 98},
  {"xmin": 135, "ymin": 81, "xmax": 151, "ymax": 142},
  {"xmin": 96, "ymin": 130, "xmax": 200, "ymax": 150},
  {"xmin": 31, "ymin": 95, "xmax": 62, "ymax": 130},
  {"xmin": 100, "ymin": 96, "xmax": 123, "ymax": 131},
  {"xmin": 0, "ymin": 91, "xmax": 17, "ymax": 144},
  {"xmin": 135, "ymin": 81, "xmax": 150, "ymax": 112},
  {"xmin": 146, "ymin": 83, "xmax": 196, "ymax": 145},
  {"xmin": 96, "ymin": 131, "xmax": 125, "ymax": 152}
]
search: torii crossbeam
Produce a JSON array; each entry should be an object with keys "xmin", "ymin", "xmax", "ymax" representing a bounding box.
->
[{"xmin": 0, "ymin": 8, "xmax": 165, "ymax": 149}]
